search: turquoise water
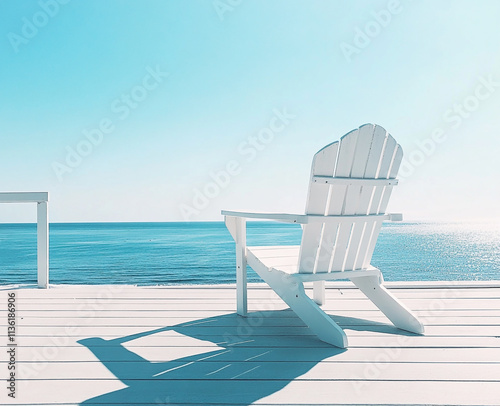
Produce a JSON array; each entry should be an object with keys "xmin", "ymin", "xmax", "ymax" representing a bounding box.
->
[{"xmin": 0, "ymin": 222, "xmax": 499, "ymax": 285}]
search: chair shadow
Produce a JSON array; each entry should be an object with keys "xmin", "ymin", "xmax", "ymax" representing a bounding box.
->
[
  {"xmin": 330, "ymin": 314, "xmax": 418, "ymax": 336},
  {"xmin": 77, "ymin": 310, "xmax": 346, "ymax": 405}
]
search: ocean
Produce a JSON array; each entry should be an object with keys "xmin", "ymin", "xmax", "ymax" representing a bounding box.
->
[{"xmin": 0, "ymin": 222, "xmax": 499, "ymax": 286}]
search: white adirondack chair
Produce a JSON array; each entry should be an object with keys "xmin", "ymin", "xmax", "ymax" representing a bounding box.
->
[{"xmin": 222, "ymin": 124, "xmax": 424, "ymax": 348}]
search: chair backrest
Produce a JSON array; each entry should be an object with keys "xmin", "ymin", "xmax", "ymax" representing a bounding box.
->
[{"xmin": 298, "ymin": 124, "xmax": 403, "ymax": 273}]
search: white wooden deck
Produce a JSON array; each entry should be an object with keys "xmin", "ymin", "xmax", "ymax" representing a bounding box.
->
[{"xmin": 1, "ymin": 282, "xmax": 500, "ymax": 405}]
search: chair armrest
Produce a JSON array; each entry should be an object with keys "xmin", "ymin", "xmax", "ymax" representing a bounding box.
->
[
  {"xmin": 221, "ymin": 210, "xmax": 306, "ymax": 224},
  {"xmin": 222, "ymin": 210, "xmax": 399, "ymax": 224}
]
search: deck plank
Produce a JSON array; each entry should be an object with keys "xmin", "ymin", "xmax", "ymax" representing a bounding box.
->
[
  {"xmin": 8, "ymin": 315, "xmax": 500, "ymax": 326},
  {"xmin": 12, "ymin": 380, "xmax": 500, "ymax": 405},
  {"xmin": 13, "ymin": 360, "xmax": 500, "ymax": 381},
  {"xmin": 4, "ymin": 298, "xmax": 500, "ymax": 312},
  {"xmin": 4, "ymin": 324, "xmax": 500, "ymax": 337}
]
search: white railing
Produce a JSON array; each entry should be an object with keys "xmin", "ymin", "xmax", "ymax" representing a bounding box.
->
[{"xmin": 0, "ymin": 192, "xmax": 49, "ymax": 288}]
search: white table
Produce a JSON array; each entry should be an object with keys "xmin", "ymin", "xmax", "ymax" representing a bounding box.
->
[{"xmin": 0, "ymin": 192, "xmax": 49, "ymax": 288}]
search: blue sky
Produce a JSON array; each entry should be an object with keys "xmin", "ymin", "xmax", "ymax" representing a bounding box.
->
[{"xmin": 1, "ymin": 0, "xmax": 499, "ymax": 222}]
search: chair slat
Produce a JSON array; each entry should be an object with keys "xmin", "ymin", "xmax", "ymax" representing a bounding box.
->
[
  {"xmin": 358, "ymin": 124, "xmax": 388, "ymax": 215},
  {"xmin": 350, "ymin": 124, "xmax": 375, "ymax": 177},
  {"xmin": 344, "ymin": 125, "xmax": 386, "ymax": 270},
  {"xmin": 316, "ymin": 128, "xmax": 362, "ymax": 272},
  {"xmin": 313, "ymin": 186, "xmax": 345, "ymax": 271},
  {"xmin": 361, "ymin": 134, "xmax": 399, "ymax": 268},
  {"xmin": 359, "ymin": 145, "xmax": 403, "ymax": 270},
  {"xmin": 378, "ymin": 145, "xmax": 403, "ymax": 214},
  {"xmin": 342, "ymin": 124, "xmax": 374, "ymax": 216},
  {"xmin": 298, "ymin": 142, "xmax": 339, "ymax": 273},
  {"xmin": 338, "ymin": 124, "xmax": 374, "ymax": 270},
  {"xmin": 333, "ymin": 125, "xmax": 376, "ymax": 272}
]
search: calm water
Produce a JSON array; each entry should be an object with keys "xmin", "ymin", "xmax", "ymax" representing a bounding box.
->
[{"xmin": 0, "ymin": 222, "xmax": 499, "ymax": 285}]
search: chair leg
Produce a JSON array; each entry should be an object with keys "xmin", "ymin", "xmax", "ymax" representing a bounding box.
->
[
  {"xmin": 351, "ymin": 274, "xmax": 425, "ymax": 334},
  {"xmin": 236, "ymin": 259, "xmax": 247, "ymax": 316},
  {"xmin": 235, "ymin": 220, "xmax": 247, "ymax": 317},
  {"xmin": 260, "ymin": 269, "xmax": 347, "ymax": 347},
  {"xmin": 313, "ymin": 280, "xmax": 325, "ymax": 305}
]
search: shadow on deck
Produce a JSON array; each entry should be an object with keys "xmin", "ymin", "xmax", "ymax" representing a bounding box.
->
[{"xmin": 76, "ymin": 310, "xmax": 414, "ymax": 405}]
